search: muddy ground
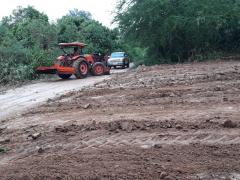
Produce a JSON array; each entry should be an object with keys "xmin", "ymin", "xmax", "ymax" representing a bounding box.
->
[{"xmin": 0, "ymin": 60, "xmax": 240, "ymax": 180}]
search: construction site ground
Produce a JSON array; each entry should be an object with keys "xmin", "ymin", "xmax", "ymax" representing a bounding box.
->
[{"xmin": 0, "ymin": 60, "xmax": 240, "ymax": 180}]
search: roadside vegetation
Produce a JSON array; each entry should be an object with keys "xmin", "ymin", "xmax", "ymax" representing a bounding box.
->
[
  {"xmin": 0, "ymin": 7, "xmax": 119, "ymax": 84},
  {"xmin": 116, "ymin": 0, "xmax": 240, "ymax": 65},
  {"xmin": 1, "ymin": 1, "xmax": 240, "ymax": 84}
]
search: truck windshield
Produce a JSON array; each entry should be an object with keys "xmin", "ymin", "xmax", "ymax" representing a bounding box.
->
[{"xmin": 111, "ymin": 52, "xmax": 124, "ymax": 58}]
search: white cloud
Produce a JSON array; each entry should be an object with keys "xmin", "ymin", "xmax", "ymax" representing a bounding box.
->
[{"xmin": 0, "ymin": 0, "xmax": 117, "ymax": 28}]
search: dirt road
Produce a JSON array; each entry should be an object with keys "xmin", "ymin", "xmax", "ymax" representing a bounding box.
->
[
  {"xmin": 0, "ymin": 61, "xmax": 240, "ymax": 179},
  {"xmin": 0, "ymin": 69, "xmax": 127, "ymax": 121}
]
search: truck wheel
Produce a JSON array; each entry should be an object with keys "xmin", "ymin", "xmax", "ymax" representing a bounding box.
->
[
  {"xmin": 73, "ymin": 58, "xmax": 89, "ymax": 79},
  {"xmin": 126, "ymin": 63, "xmax": 130, "ymax": 68},
  {"xmin": 58, "ymin": 74, "xmax": 72, "ymax": 79},
  {"xmin": 92, "ymin": 62, "xmax": 105, "ymax": 76}
]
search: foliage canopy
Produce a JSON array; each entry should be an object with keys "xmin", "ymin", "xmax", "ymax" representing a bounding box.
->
[
  {"xmin": 115, "ymin": 0, "xmax": 240, "ymax": 64},
  {"xmin": 0, "ymin": 6, "xmax": 119, "ymax": 84}
]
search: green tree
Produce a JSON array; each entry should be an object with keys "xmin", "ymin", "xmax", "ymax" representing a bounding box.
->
[
  {"xmin": 57, "ymin": 11, "xmax": 119, "ymax": 54},
  {"xmin": 0, "ymin": 7, "xmax": 120, "ymax": 84},
  {"xmin": 68, "ymin": 9, "xmax": 92, "ymax": 19},
  {"xmin": 0, "ymin": 6, "xmax": 57, "ymax": 84},
  {"xmin": 115, "ymin": 0, "xmax": 240, "ymax": 64}
]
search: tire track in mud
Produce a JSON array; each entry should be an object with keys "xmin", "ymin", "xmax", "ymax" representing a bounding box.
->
[
  {"xmin": 75, "ymin": 131, "xmax": 240, "ymax": 150},
  {"xmin": 2, "ymin": 131, "xmax": 239, "ymax": 166}
]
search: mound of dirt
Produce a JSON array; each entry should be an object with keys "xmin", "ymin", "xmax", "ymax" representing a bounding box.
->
[{"xmin": 0, "ymin": 60, "xmax": 240, "ymax": 179}]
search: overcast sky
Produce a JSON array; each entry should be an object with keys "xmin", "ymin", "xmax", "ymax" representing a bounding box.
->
[{"xmin": 0, "ymin": 0, "xmax": 117, "ymax": 27}]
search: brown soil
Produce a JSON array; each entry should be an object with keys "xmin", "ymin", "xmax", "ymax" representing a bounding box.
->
[{"xmin": 0, "ymin": 60, "xmax": 240, "ymax": 180}]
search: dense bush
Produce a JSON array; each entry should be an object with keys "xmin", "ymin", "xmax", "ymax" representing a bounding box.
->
[
  {"xmin": 115, "ymin": 0, "xmax": 240, "ymax": 65},
  {"xmin": 57, "ymin": 15, "xmax": 119, "ymax": 54},
  {"xmin": 2, "ymin": 1, "xmax": 239, "ymax": 84},
  {"xmin": 0, "ymin": 6, "xmax": 119, "ymax": 84}
]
